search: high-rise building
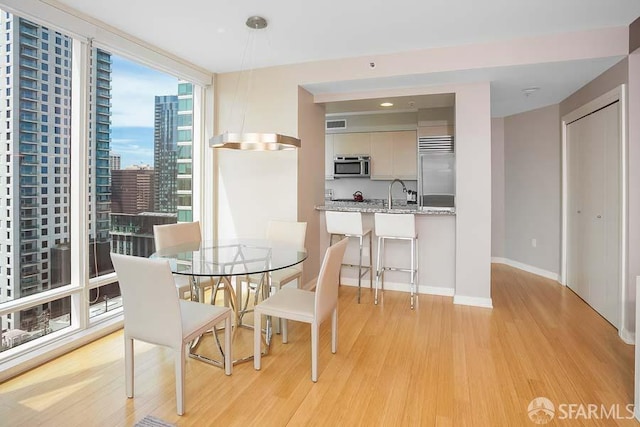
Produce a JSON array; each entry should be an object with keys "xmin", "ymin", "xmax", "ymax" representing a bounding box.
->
[
  {"xmin": 110, "ymin": 212, "xmax": 176, "ymax": 257},
  {"xmin": 111, "ymin": 167, "xmax": 155, "ymax": 215},
  {"xmin": 153, "ymin": 95, "xmax": 178, "ymax": 213},
  {"xmin": 109, "ymin": 151, "xmax": 121, "ymax": 171},
  {"xmin": 176, "ymin": 82, "xmax": 193, "ymax": 222},
  {"xmin": 90, "ymin": 48, "xmax": 112, "ymax": 244},
  {"xmin": 0, "ymin": 11, "xmax": 111, "ymax": 331}
]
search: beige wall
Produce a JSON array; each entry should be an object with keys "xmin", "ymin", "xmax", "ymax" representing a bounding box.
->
[
  {"xmin": 628, "ymin": 50, "xmax": 640, "ymax": 336},
  {"xmin": 454, "ymin": 83, "xmax": 492, "ymax": 303},
  {"xmin": 297, "ymin": 87, "xmax": 325, "ymax": 285},
  {"xmin": 630, "ymin": 17, "xmax": 640, "ymax": 53},
  {"xmin": 504, "ymin": 104, "xmax": 561, "ymax": 275},
  {"xmin": 212, "ymin": 26, "xmax": 629, "ymax": 303},
  {"xmin": 491, "ymin": 118, "xmax": 505, "ymax": 258},
  {"xmin": 560, "ymin": 58, "xmax": 628, "ymax": 116}
]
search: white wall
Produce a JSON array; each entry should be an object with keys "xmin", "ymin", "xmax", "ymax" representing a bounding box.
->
[
  {"xmin": 454, "ymin": 83, "xmax": 493, "ymax": 306},
  {"xmin": 491, "ymin": 118, "xmax": 505, "ymax": 258},
  {"xmin": 503, "ymin": 104, "xmax": 561, "ymax": 276}
]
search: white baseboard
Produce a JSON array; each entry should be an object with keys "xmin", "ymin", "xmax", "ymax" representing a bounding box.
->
[
  {"xmin": 619, "ymin": 327, "xmax": 635, "ymax": 345},
  {"xmin": 453, "ymin": 295, "xmax": 493, "ymax": 309},
  {"xmin": 339, "ymin": 277, "xmax": 454, "ymax": 297},
  {"xmin": 492, "ymin": 257, "xmax": 559, "ymax": 282}
]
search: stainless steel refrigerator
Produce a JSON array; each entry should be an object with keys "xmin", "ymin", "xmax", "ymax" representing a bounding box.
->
[{"xmin": 418, "ymin": 136, "xmax": 455, "ymax": 209}]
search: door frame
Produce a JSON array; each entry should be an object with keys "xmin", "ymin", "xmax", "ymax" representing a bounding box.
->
[{"xmin": 560, "ymin": 84, "xmax": 629, "ymax": 342}]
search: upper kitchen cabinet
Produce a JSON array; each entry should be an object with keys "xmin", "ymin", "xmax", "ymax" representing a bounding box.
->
[
  {"xmin": 325, "ymin": 134, "xmax": 334, "ymax": 180},
  {"xmin": 333, "ymin": 132, "xmax": 371, "ymax": 155},
  {"xmin": 370, "ymin": 130, "xmax": 417, "ymax": 180}
]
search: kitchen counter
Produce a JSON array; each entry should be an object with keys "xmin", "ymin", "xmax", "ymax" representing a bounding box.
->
[
  {"xmin": 317, "ymin": 201, "xmax": 456, "ymax": 297},
  {"xmin": 315, "ymin": 199, "xmax": 455, "ymax": 215}
]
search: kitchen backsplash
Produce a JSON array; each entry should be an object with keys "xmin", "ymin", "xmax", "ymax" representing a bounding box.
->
[{"xmin": 326, "ymin": 177, "xmax": 417, "ymax": 200}]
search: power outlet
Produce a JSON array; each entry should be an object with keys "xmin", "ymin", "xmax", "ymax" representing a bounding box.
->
[{"xmin": 531, "ymin": 238, "xmax": 537, "ymax": 248}]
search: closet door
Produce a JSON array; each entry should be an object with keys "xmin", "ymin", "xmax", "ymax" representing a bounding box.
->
[{"xmin": 566, "ymin": 102, "xmax": 620, "ymax": 328}]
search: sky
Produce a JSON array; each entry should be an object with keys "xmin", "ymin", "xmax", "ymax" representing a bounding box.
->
[{"xmin": 110, "ymin": 56, "xmax": 179, "ymax": 168}]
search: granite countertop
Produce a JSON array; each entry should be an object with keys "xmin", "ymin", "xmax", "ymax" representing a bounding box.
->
[{"xmin": 315, "ymin": 199, "xmax": 455, "ymax": 215}]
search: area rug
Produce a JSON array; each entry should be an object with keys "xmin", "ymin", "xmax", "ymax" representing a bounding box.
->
[{"xmin": 134, "ymin": 415, "xmax": 176, "ymax": 427}]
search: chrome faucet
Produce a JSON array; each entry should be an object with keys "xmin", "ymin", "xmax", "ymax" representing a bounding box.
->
[{"xmin": 388, "ymin": 179, "xmax": 407, "ymax": 209}]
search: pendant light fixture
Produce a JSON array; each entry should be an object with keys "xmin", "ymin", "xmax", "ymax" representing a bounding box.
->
[{"xmin": 210, "ymin": 16, "xmax": 301, "ymax": 151}]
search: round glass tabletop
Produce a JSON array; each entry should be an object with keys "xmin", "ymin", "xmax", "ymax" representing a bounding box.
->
[{"xmin": 150, "ymin": 239, "xmax": 308, "ymax": 277}]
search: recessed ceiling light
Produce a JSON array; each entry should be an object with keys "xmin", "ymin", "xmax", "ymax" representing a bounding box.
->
[
  {"xmin": 380, "ymin": 102, "xmax": 393, "ymax": 107},
  {"xmin": 522, "ymin": 87, "xmax": 540, "ymax": 96}
]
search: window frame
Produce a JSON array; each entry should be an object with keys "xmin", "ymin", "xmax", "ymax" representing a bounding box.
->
[{"xmin": 0, "ymin": 1, "xmax": 212, "ymax": 380}]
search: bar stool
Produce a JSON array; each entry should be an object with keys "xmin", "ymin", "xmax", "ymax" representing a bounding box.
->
[
  {"xmin": 325, "ymin": 211, "xmax": 373, "ymax": 303},
  {"xmin": 374, "ymin": 213, "xmax": 418, "ymax": 309}
]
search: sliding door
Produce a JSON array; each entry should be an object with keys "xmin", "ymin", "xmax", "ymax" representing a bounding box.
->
[{"xmin": 566, "ymin": 102, "xmax": 620, "ymax": 328}]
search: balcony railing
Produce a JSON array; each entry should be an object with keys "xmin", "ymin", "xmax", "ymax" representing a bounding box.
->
[
  {"xmin": 20, "ymin": 89, "xmax": 38, "ymax": 100},
  {"xmin": 20, "ymin": 47, "xmax": 38, "ymax": 59},
  {"xmin": 20, "ymin": 101, "xmax": 38, "ymax": 111},
  {"xmin": 19, "ymin": 36, "xmax": 37, "ymax": 48},
  {"xmin": 19, "ymin": 68, "xmax": 38, "ymax": 80},
  {"xmin": 20, "ymin": 25, "xmax": 38, "ymax": 37},
  {"xmin": 20, "ymin": 112, "xmax": 38, "ymax": 122},
  {"xmin": 19, "ymin": 57, "xmax": 38, "ymax": 69}
]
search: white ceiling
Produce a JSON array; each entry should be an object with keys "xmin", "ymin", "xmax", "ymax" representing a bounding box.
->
[{"xmin": 52, "ymin": 0, "xmax": 640, "ymax": 117}]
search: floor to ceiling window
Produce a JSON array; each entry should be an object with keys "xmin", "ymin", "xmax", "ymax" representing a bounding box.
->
[{"xmin": 0, "ymin": 5, "xmax": 204, "ymax": 363}]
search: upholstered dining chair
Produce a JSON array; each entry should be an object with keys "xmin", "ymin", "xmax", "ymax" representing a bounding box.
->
[
  {"xmin": 153, "ymin": 220, "xmax": 238, "ymax": 323},
  {"xmin": 110, "ymin": 253, "xmax": 232, "ymax": 416},
  {"xmin": 240, "ymin": 220, "xmax": 307, "ymax": 319},
  {"xmin": 253, "ymin": 237, "xmax": 348, "ymax": 382},
  {"xmin": 153, "ymin": 221, "xmax": 202, "ymax": 299}
]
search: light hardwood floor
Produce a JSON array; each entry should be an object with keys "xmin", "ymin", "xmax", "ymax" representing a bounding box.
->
[{"xmin": 0, "ymin": 264, "xmax": 636, "ymax": 426}]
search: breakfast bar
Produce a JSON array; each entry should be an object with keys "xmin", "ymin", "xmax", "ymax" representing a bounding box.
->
[{"xmin": 316, "ymin": 200, "xmax": 456, "ymax": 298}]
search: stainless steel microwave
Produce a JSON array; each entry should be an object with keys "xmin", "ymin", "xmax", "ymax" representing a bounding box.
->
[{"xmin": 333, "ymin": 155, "xmax": 370, "ymax": 177}]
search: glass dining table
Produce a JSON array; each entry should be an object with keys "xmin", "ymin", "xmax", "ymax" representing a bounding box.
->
[{"xmin": 150, "ymin": 238, "xmax": 307, "ymax": 366}]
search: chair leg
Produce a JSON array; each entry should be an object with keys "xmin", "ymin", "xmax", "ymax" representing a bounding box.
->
[
  {"xmin": 410, "ymin": 237, "xmax": 416, "ymax": 310},
  {"xmin": 125, "ymin": 336, "xmax": 134, "ymax": 398},
  {"xmin": 224, "ymin": 314, "xmax": 232, "ymax": 376},
  {"xmin": 375, "ymin": 236, "xmax": 382, "ymax": 305},
  {"xmin": 357, "ymin": 235, "xmax": 363, "ymax": 303},
  {"xmin": 254, "ymin": 310, "xmax": 262, "ymax": 371},
  {"xmin": 175, "ymin": 346, "xmax": 185, "ymax": 416},
  {"xmin": 331, "ymin": 308, "xmax": 338, "ymax": 354},
  {"xmin": 311, "ymin": 323, "xmax": 319, "ymax": 382},
  {"xmin": 369, "ymin": 232, "xmax": 373, "ymax": 289},
  {"xmin": 282, "ymin": 319, "xmax": 288, "ymax": 344}
]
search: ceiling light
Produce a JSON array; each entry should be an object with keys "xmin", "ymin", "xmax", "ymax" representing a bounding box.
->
[
  {"xmin": 209, "ymin": 16, "xmax": 301, "ymax": 151},
  {"xmin": 522, "ymin": 87, "xmax": 540, "ymax": 97},
  {"xmin": 380, "ymin": 102, "xmax": 394, "ymax": 107}
]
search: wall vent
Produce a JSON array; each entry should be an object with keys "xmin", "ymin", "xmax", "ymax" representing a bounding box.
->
[
  {"xmin": 326, "ymin": 119, "xmax": 347, "ymax": 130},
  {"xmin": 418, "ymin": 136, "xmax": 454, "ymax": 153}
]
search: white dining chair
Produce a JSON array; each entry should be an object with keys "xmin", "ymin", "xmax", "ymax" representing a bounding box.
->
[
  {"xmin": 240, "ymin": 220, "xmax": 307, "ymax": 318},
  {"xmin": 253, "ymin": 237, "xmax": 348, "ymax": 382},
  {"xmin": 153, "ymin": 221, "xmax": 203, "ymax": 300},
  {"xmin": 154, "ymin": 221, "xmax": 238, "ymax": 324},
  {"xmin": 110, "ymin": 253, "xmax": 232, "ymax": 416}
]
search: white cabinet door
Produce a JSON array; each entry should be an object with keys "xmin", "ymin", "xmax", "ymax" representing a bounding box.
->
[
  {"xmin": 392, "ymin": 131, "xmax": 417, "ymax": 180},
  {"xmin": 369, "ymin": 131, "xmax": 417, "ymax": 180},
  {"xmin": 333, "ymin": 132, "xmax": 371, "ymax": 155},
  {"xmin": 370, "ymin": 132, "xmax": 393, "ymax": 179},
  {"xmin": 325, "ymin": 134, "xmax": 334, "ymax": 180}
]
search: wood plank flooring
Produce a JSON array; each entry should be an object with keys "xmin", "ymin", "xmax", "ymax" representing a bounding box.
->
[{"xmin": 0, "ymin": 264, "xmax": 636, "ymax": 426}]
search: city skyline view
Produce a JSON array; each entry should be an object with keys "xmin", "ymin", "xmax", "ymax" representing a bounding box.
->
[
  {"xmin": 110, "ymin": 56, "xmax": 178, "ymax": 167},
  {"xmin": 0, "ymin": 9, "xmax": 194, "ymax": 352}
]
